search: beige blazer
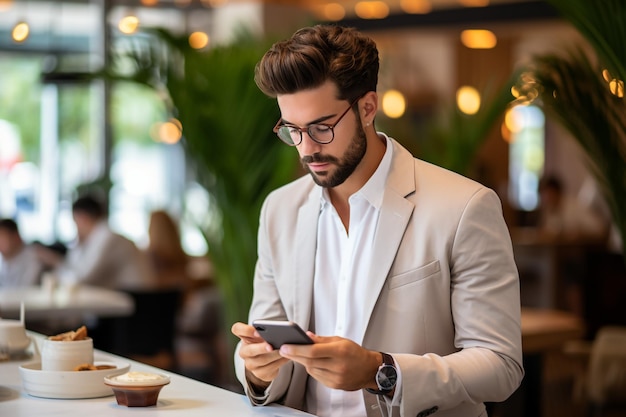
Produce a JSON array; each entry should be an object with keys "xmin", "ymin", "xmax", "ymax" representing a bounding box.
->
[{"xmin": 235, "ymin": 138, "xmax": 524, "ymax": 417}]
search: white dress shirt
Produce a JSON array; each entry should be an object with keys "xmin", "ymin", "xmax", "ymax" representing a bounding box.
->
[
  {"xmin": 58, "ymin": 221, "xmax": 155, "ymax": 290},
  {"xmin": 0, "ymin": 244, "xmax": 42, "ymax": 288},
  {"xmin": 307, "ymin": 135, "xmax": 399, "ymax": 417}
]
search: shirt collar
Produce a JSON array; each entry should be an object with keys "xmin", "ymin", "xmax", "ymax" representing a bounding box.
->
[{"xmin": 320, "ymin": 132, "xmax": 393, "ymax": 210}]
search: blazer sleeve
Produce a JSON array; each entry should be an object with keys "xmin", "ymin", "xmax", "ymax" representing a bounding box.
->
[
  {"xmin": 396, "ymin": 187, "xmax": 524, "ymax": 416},
  {"xmin": 234, "ymin": 194, "xmax": 294, "ymax": 405}
]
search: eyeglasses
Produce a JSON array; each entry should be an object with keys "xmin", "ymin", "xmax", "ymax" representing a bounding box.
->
[{"xmin": 273, "ymin": 96, "xmax": 361, "ymax": 146}]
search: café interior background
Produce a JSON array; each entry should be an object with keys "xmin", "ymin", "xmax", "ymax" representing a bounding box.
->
[
  {"xmin": 4, "ymin": 0, "xmax": 626, "ymax": 410},
  {"xmin": 0, "ymin": 0, "xmax": 592, "ymax": 250}
]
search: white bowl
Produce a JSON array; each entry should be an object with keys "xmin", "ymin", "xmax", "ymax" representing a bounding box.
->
[{"xmin": 19, "ymin": 359, "xmax": 130, "ymax": 399}]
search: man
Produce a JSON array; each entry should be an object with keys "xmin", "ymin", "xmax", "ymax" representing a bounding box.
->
[
  {"xmin": 0, "ymin": 218, "xmax": 42, "ymax": 287},
  {"xmin": 231, "ymin": 25, "xmax": 523, "ymax": 417},
  {"xmin": 39, "ymin": 195, "xmax": 155, "ymax": 290}
]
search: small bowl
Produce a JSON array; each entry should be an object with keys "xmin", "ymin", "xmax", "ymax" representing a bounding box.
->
[{"xmin": 104, "ymin": 372, "xmax": 170, "ymax": 407}]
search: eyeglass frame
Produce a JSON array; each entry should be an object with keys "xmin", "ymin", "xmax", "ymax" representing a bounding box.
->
[{"xmin": 272, "ymin": 95, "xmax": 363, "ymax": 146}]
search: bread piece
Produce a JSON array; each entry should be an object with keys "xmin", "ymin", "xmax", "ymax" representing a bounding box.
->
[
  {"xmin": 49, "ymin": 325, "xmax": 89, "ymax": 341},
  {"xmin": 73, "ymin": 363, "xmax": 116, "ymax": 371},
  {"xmin": 74, "ymin": 363, "xmax": 97, "ymax": 371},
  {"xmin": 72, "ymin": 326, "xmax": 88, "ymax": 341}
]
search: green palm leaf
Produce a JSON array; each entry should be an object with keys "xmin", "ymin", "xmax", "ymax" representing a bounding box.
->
[
  {"xmin": 546, "ymin": 0, "xmax": 626, "ymax": 82},
  {"xmin": 519, "ymin": 55, "xmax": 626, "ymax": 260},
  {"xmin": 108, "ymin": 27, "xmax": 299, "ymax": 331},
  {"xmin": 517, "ymin": 0, "xmax": 626, "ymax": 261}
]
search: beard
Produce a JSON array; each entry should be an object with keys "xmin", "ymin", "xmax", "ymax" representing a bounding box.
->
[{"xmin": 300, "ymin": 121, "xmax": 367, "ymax": 188}]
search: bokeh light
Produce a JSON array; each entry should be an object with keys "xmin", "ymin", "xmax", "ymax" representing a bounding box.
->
[
  {"xmin": 400, "ymin": 0, "xmax": 432, "ymax": 14},
  {"xmin": 317, "ymin": 3, "xmax": 346, "ymax": 21},
  {"xmin": 609, "ymin": 79, "xmax": 624, "ymax": 98},
  {"xmin": 118, "ymin": 15, "xmax": 140, "ymax": 34},
  {"xmin": 460, "ymin": 29, "xmax": 497, "ymax": 49},
  {"xmin": 354, "ymin": 1, "xmax": 389, "ymax": 19},
  {"xmin": 12, "ymin": 22, "xmax": 29, "ymax": 42},
  {"xmin": 151, "ymin": 118, "xmax": 183, "ymax": 144},
  {"xmin": 189, "ymin": 31, "xmax": 210, "ymax": 49},
  {"xmin": 456, "ymin": 86, "xmax": 481, "ymax": 115},
  {"xmin": 382, "ymin": 89, "xmax": 406, "ymax": 119}
]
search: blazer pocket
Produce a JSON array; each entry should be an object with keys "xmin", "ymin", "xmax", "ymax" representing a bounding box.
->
[{"xmin": 388, "ymin": 260, "xmax": 440, "ymax": 290}]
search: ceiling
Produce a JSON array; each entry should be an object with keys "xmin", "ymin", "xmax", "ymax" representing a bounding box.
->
[
  {"xmin": 1, "ymin": 0, "xmax": 549, "ymax": 16},
  {"xmin": 286, "ymin": 0, "xmax": 528, "ymax": 14},
  {"xmin": 0, "ymin": 0, "xmax": 559, "ymax": 53}
]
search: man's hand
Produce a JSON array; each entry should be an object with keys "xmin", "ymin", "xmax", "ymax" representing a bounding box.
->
[
  {"xmin": 231, "ymin": 322, "xmax": 290, "ymax": 391},
  {"xmin": 278, "ymin": 334, "xmax": 381, "ymax": 392}
]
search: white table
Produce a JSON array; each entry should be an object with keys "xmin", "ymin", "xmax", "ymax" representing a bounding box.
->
[
  {"xmin": 0, "ymin": 334, "xmax": 314, "ymax": 417},
  {"xmin": 0, "ymin": 285, "xmax": 134, "ymax": 320}
]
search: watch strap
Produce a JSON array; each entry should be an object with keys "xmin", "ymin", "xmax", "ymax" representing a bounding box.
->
[{"xmin": 365, "ymin": 352, "xmax": 396, "ymax": 395}]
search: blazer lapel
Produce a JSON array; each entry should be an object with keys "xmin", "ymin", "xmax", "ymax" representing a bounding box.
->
[
  {"xmin": 293, "ymin": 185, "xmax": 322, "ymax": 328},
  {"xmin": 357, "ymin": 140, "xmax": 416, "ymax": 343},
  {"xmin": 290, "ymin": 139, "xmax": 416, "ymax": 339}
]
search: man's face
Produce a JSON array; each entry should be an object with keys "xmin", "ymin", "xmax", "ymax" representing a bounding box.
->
[
  {"xmin": 72, "ymin": 212, "xmax": 93, "ymax": 242},
  {"xmin": 277, "ymin": 82, "xmax": 366, "ymax": 189},
  {"xmin": 0, "ymin": 229, "xmax": 17, "ymax": 257},
  {"xmin": 0, "ymin": 230, "xmax": 11, "ymax": 256},
  {"xmin": 540, "ymin": 187, "xmax": 561, "ymax": 210}
]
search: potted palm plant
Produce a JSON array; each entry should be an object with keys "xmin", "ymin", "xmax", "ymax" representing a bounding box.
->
[
  {"xmin": 515, "ymin": 0, "xmax": 626, "ymax": 261},
  {"xmin": 107, "ymin": 28, "xmax": 299, "ymax": 337},
  {"xmin": 512, "ymin": 0, "xmax": 626, "ymax": 341}
]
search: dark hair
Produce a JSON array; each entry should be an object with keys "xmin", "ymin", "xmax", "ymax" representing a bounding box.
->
[
  {"xmin": 254, "ymin": 24, "xmax": 379, "ymax": 102},
  {"xmin": 72, "ymin": 195, "xmax": 106, "ymax": 219},
  {"xmin": 539, "ymin": 175, "xmax": 563, "ymax": 193},
  {"xmin": 0, "ymin": 218, "xmax": 19, "ymax": 234},
  {"xmin": 33, "ymin": 240, "xmax": 68, "ymax": 256}
]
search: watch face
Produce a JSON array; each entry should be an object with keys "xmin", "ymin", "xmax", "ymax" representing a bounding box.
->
[{"xmin": 377, "ymin": 365, "xmax": 398, "ymax": 390}]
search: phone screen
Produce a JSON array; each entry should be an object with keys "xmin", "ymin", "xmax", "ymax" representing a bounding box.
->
[{"xmin": 253, "ymin": 320, "xmax": 313, "ymax": 349}]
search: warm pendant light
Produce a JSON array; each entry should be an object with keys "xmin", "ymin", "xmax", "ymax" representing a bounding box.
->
[{"xmin": 12, "ymin": 21, "xmax": 30, "ymax": 42}]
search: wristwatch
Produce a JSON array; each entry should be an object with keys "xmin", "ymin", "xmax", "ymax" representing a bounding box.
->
[{"xmin": 365, "ymin": 352, "xmax": 398, "ymax": 395}]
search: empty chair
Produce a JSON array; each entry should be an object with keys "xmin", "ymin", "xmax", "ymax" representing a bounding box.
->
[
  {"xmin": 98, "ymin": 289, "xmax": 182, "ymax": 370},
  {"xmin": 566, "ymin": 325, "xmax": 626, "ymax": 417},
  {"xmin": 586, "ymin": 326, "xmax": 626, "ymax": 416}
]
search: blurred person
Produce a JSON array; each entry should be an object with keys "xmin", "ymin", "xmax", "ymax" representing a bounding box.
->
[
  {"xmin": 231, "ymin": 25, "xmax": 523, "ymax": 417},
  {"xmin": 39, "ymin": 194, "xmax": 156, "ymax": 290},
  {"xmin": 0, "ymin": 218, "xmax": 43, "ymax": 287},
  {"xmin": 538, "ymin": 175, "xmax": 609, "ymax": 243},
  {"xmin": 538, "ymin": 175, "xmax": 612, "ymax": 316},
  {"xmin": 146, "ymin": 209, "xmax": 191, "ymax": 291},
  {"xmin": 578, "ymin": 174, "xmax": 622, "ymax": 253},
  {"xmin": 145, "ymin": 209, "xmax": 227, "ymax": 374}
]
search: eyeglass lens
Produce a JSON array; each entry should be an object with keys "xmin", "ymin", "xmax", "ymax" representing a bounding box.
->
[
  {"xmin": 274, "ymin": 95, "xmax": 361, "ymax": 146},
  {"xmin": 276, "ymin": 124, "xmax": 333, "ymax": 145}
]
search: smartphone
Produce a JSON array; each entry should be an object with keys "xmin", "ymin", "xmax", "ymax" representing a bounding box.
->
[{"xmin": 252, "ymin": 320, "xmax": 314, "ymax": 349}]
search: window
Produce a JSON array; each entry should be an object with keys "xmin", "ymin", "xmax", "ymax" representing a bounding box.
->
[{"xmin": 507, "ymin": 104, "xmax": 545, "ymax": 211}]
